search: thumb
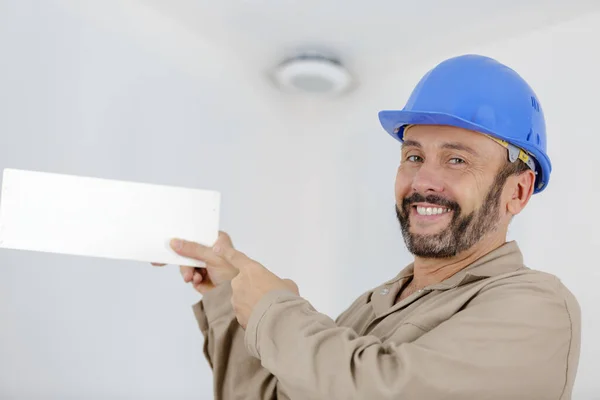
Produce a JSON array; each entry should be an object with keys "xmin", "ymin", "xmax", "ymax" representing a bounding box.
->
[{"xmin": 170, "ymin": 238, "xmax": 220, "ymax": 265}]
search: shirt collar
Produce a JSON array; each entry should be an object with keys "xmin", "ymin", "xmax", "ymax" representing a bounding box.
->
[
  {"xmin": 370, "ymin": 241, "xmax": 526, "ymax": 318},
  {"xmin": 382, "ymin": 241, "xmax": 525, "ymax": 290}
]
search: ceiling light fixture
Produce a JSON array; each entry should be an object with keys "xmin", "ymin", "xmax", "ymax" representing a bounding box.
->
[{"xmin": 271, "ymin": 54, "xmax": 354, "ymax": 96}]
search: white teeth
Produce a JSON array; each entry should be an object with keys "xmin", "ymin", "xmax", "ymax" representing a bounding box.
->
[{"xmin": 416, "ymin": 206, "xmax": 449, "ymax": 216}]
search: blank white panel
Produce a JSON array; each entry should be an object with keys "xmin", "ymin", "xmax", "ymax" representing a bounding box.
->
[{"xmin": 0, "ymin": 168, "xmax": 220, "ymax": 266}]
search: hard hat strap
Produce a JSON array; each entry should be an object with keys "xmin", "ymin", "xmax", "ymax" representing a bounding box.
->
[{"xmin": 485, "ymin": 135, "xmax": 537, "ymax": 175}]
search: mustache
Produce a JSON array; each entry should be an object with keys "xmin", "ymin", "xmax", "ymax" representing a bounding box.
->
[{"xmin": 401, "ymin": 192, "xmax": 460, "ymax": 212}]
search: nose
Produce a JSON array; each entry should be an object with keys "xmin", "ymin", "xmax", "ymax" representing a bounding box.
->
[{"xmin": 411, "ymin": 162, "xmax": 445, "ymax": 194}]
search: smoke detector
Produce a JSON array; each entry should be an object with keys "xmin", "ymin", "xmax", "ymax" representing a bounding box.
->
[{"xmin": 272, "ymin": 54, "xmax": 353, "ymax": 96}]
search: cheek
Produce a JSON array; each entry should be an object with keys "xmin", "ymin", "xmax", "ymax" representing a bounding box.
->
[
  {"xmin": 457, "ymin": 192, "xmax": 477, "ymax": 214},
  {"xmin": 394, "ymin": 166, "xmax": 413, "ymax": 199},
  {"xmin": 453, "ymin": 176, "xmax": 487, "ymax": 213}
]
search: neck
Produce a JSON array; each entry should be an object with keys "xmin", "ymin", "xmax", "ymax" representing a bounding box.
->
[{"xmin": 411, "ymin": 233, "xmax": 506, "ymax": 288}]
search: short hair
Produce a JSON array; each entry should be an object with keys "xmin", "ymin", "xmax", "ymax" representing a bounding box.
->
[
  {"xmin": 496, "ymin": 157, "xmax": 533, "ymax": 188},
  {"xmin": 501, "ymin": 158, "xmax": 532, "ymax": 177}
]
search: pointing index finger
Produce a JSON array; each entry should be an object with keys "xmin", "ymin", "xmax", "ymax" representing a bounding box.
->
[{"xmin": 215, "ymin": 245, "xmax": 251, "ymax": 268}]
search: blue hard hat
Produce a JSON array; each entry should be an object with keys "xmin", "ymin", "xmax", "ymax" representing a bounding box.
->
[{"xmin": 378, "ymin": 54, "xmax": 551, "ymax": 193}]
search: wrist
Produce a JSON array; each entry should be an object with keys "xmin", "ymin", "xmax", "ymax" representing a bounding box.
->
[{"xmin": 200, "ymin": 282, "xmax": 234, "ymax": 323}]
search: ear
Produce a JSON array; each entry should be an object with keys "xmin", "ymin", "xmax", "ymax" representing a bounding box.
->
[{"xmin": 506, "ymin": 170, "xmax": 536, "ymax": 216}]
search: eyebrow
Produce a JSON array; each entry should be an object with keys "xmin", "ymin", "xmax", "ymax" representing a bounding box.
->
[
  {"xmin": 440, "ymin": 142, "xmax": 479, "ymax": 157},
  {"xmin": 401, "ymin": 140, "xmax": 421, "ymax": 149},
  {"xmin": 401, "ymin": 140, "xmax": 480, "ymax": 157}
]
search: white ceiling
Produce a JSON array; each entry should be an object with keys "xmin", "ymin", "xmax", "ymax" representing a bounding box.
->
[
  {"xmin": 60, "ymin": 0, "xmax": 600, "ymax": 93},
  {"xmin": 134, "ymin": 0, "xmax": 600, "ymax": 80}
]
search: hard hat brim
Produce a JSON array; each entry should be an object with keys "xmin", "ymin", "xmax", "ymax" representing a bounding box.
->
[{"xmin": 378, "ymin": 109, "xmax": 501, "ymax": 141}]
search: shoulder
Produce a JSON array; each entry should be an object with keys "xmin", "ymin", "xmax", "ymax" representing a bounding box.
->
[
  {"xmin": 472, "ymin": 267, "xmax": 581, "ymax": 329},
  {"xmin": 466, "ymin": 268, "xmax": 582, "ymax": 398},
  {"xmin": 480, "ymin": 267, "xmax": 578, "ymax": 300}
]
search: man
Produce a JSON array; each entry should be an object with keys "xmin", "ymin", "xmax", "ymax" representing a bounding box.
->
[{"xmin": 157, "ymin": 54, "xmax": 581, "ymax": 399}]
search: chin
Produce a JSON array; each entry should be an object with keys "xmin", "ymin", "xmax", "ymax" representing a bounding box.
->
[{"xmin": 410, "ymin": 226, "xmax": 446, "ymax": 236}]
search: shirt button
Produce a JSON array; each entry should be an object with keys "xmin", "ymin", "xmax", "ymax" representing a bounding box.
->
[
  {"xmin": 417, "ymin": 289, "xmax": 424, "ymax": 293},
  {"xmin": 380, "ymin": 288, "xmax": 390, "ymax": 295}
]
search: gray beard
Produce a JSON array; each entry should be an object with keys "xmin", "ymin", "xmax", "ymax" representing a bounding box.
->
[{"xmin": 395, "ymin": 172, "xmax": 508, "ymax": 258}]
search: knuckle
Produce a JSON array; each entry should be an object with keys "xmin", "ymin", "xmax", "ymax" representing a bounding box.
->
[
  {"xmin": 228, "ymin": 251, "xmax": 239, "ymax": 262},
  {"xmin": 224, "ymin": 248, "xmax": 236, "ymax": 262}
]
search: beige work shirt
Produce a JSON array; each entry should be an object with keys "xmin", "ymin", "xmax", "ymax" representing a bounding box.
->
[{"xmin": 193, "ymin": 241, "xmax": 581, "ymax": 399}]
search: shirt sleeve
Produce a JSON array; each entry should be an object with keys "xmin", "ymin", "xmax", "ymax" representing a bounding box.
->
[
  {"xmin": 244, "ymin": 278, "xmax": 580, "ymax": 400},
  {"xmin": 192, "ymin": 282, "xmax": 291, "ymax": 400}
]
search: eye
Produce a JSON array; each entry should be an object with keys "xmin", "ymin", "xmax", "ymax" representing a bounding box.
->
[
  {"xmin": 448, "ymin": 157, "xmax": 465, "ymax": 165},
  {"xmin": 406, "ymin": 155, "xmax": 423, "ymax": 163}
]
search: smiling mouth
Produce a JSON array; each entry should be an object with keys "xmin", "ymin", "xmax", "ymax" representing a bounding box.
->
[{"xmin": 413, "ymin": 205, "xmax": 452, "ymax": 216}]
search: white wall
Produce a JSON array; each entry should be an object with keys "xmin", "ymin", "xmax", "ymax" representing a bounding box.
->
[
  {"xmin": 0, "ymin": 1, "xmax": 598, "ymax": 399},
  {"xmin": 0, "ymin": 1, "xmax": 364, "ymax": 398}
]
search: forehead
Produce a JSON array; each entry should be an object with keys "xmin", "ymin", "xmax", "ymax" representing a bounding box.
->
[{"xmin": 402, "ymin": 125, "xmax": 503, "ymax": 157}]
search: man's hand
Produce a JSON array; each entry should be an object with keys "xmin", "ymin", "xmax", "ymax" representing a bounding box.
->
[
  {"xmin": 152, "ymin": 231, "xmax": 239, "ymax": 295},
  {"xmin": 153, "ymin": 232, "xmax": 299, "ymax": 326},
  {"xmin": 214, "ymin": 246, "xmax": 300, "ymax": 329}
]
